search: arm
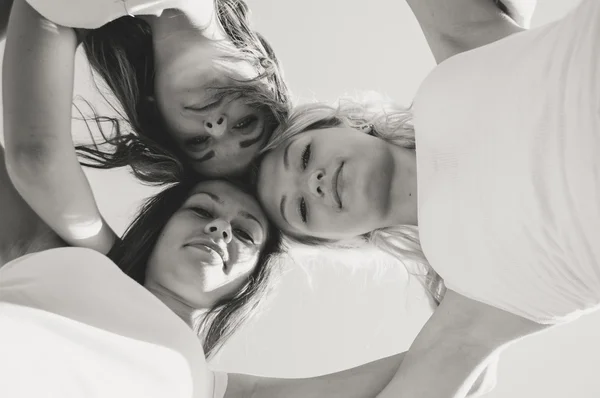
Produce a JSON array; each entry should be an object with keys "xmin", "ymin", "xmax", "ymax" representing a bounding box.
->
[
  {"xmin": 3, "ymin": 0, "xmax": 117, "ymax": 255},
  {"xmin": 225, "ymin": 352, "xmax": 406, "ymax": 398},
  {"xmin": 405, "ymin": 0, "xmax": 532, "ymax": 64},
  {"xmin": 0, "ymin": 144, "xmax": 65, "ymax": 266},
  {"xmin": 223, "ymin": 349, "xmax": 492, "ymax": 398},
  {"xmin": 376, "ymin": 290, "xmax": 549, "ymax": 398}
]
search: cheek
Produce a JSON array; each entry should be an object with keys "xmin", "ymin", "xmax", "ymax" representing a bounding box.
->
[
  {"xmin": 229, "ymin": 243, "xmax": 261, "ymax": 277},
  {"xmin": 147, "ymin": 227, "xmax": 175, "ymax": 270}
]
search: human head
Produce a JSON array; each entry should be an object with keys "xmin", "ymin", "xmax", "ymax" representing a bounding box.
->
[
  {"xmin": 257, "ymin": 98, "xmax": 418, "ymax": 243},
  {"xmin": 256, "ymin": 96, "xmax": 445, "ymax": 306},
  {"xmin": 78, "ymin": 0, "xmax": 291, "ymax": 182},
  {"xmin": 108, "ymin": 179, "xmax": 284, "ymax": 357}
]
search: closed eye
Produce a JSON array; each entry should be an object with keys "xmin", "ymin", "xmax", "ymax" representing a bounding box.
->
[
  {"xmin": 233, "ymin": 115, "xmax": 258, "ymax": 131},
  {"xmin": 191, "ymin": 207, "xmax": 213, "ymax": 218},
  {"xmin": 298, "ymin": 197, "xmax": 308, "ymax": 223},
  {"xmin": 301, "ymin": 143, "xmax": 311, "ymax": 170},
  {"xmin": 233, "ymin": 228, "xmax": 255, "ymax": 244}
]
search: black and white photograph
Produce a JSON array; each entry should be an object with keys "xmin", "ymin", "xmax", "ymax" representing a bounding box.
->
[{"xmin": 0, "ymin": 1, "xmax": 598, "ymax": 397}]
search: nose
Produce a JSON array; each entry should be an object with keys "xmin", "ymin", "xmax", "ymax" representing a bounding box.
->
[
  {"xmin": 204, "ymin": 114, "xmax": 228, "ymax": 138},
  {"xmin": 204, "ymin": 218, "xmax": 232, "ymax": 244},
  {"xmin": 307, "ymin": 169, "xmax": 326, "ymax": 198}
]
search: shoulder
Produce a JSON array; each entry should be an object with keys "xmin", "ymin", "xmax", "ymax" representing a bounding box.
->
[{"xmin": 0, "ymin": 247, "xmax": 118, "ymax": 284}]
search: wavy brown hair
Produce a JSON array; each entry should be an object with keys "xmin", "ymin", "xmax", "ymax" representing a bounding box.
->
[{"xmin": 75, "ymin": 0, "xmax": 291, "ymax": 184}]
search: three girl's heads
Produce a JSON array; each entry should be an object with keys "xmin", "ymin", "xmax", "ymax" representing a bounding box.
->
[{"xmin": 78, "ymin": 0, "xmax": 442, "ymax": 331}]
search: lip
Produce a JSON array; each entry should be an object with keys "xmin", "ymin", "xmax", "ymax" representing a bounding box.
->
[
  {"xmin": 185, "ymin": 240, "xmax": 228, "ymax": 265},
  {"xmin": 332, "ymin": 162, "xmax": 344, "ymax": 209}
]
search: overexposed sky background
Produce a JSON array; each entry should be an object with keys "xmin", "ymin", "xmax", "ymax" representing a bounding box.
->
[{"xmin": 3, "ymin": 1, "xmax": 599, "ymax": 397}]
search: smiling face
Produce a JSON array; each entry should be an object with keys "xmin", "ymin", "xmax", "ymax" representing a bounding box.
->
[
  {"xmin": 258, "ymin": 126, "xmax": 418, "ymax": 241},
  {"xmin": 145, "ymin": 180, "xmax": 270, "ymax": 309}
]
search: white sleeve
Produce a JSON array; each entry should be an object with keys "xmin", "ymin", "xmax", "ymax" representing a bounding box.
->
[{"xmin": 24, "ymin": 0, "xmax": 184, "ymax": 29}]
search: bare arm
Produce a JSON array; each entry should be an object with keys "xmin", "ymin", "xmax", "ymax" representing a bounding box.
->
[
  {"xmin": 3, "ymin": 0, "xmax": 117, "ymax": 255},
  {"xmin": 0, "ymin": 144, "xmax": 65, "ymax": 267},
  {"xmin": 376, "ymin": 290, "xmax": 549, "ymax": 398},
  {"xmin": 224, "ymin": 352, "xmax": 405, "ymax": 398},
  {"xmin": 406, "ymin": 0, "xmax": 531, "ymax": 64},
  {"xmin": 222, "ymin": 348, "xmax": 493, "ymax": 398}
]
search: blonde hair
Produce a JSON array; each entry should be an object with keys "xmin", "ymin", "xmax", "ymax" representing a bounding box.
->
[{"xmin": 261, "ymin": 94, "xmax": 446, "ymax": 306}]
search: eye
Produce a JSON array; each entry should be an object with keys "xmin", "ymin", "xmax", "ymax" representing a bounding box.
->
[
  {"xmin": 233, "ymin": 115, "xmax": 258, "ymax": 131},
  {"xmin": 234, "ymin": 228, "xmax": 255, "ymax": 244},
  {"xmin": 301, "ymin": 144, "xmax": 311, "ymax": 170},
  {"xmin": 299, "ymin": 197, "xmax": 308, "ymax": 223},
  {"xmin": 191, "ymin": 207, "xmax": 213, "ymax": 218}
]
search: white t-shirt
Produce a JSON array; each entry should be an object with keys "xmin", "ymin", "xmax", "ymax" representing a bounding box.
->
[
  {"xmin": 0, "ymin": 247, "xmax": 219, "ymax": 398},
  {"xmin": 25, "ymin": 0, "xmax": 185, "ymax": 28},
  {"xmin": 414, "ymin": 0, "xmax": 600, "ymax": 324}
]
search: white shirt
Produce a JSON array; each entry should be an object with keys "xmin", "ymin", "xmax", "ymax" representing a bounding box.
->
[
  {"xmin": 0, "ymin": 247, "xmax": 216, "ymax": 398},
  {"xmin": 413, "ymin": 0, "xmax": 600, "ymax": 324},
  {"xmin": 25, "ymin": 0, "xmax": 185, "ymax": 28}
]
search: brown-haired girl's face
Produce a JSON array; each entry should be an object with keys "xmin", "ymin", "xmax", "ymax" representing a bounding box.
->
[
  {"xmin": 145, "ymin": 180, "xmax": 269, "ymax": 308},
  {"xmin": 154, "ymin": 43, "xmax": 273, "ymax": 177}
]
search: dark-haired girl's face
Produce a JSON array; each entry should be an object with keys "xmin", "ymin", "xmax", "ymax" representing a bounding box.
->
[
  {"xmin": 154, "ymin": 42, "xmax": 272, "ymax": 177},
  {"xmin": 145, "ymin": 180, "xmax": 270, "ymax": 309}
]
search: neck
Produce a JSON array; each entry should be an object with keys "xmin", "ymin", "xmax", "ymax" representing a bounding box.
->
[
  {"xmin": 144, "ymin": 9, "xmax": 229, "ymax": 82},
  {"xmin": 146, "ymin": 282, "xmax": 205, "ymax": 329},
  {"xmin": 386, "ymin": 144, "xmax": 419, "ymax": 227},
  {"xmin": 140, "ymin": 1, "xmax": 225, "ymax": 36}
]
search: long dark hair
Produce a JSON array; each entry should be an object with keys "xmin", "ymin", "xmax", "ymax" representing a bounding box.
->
[
  {"xmin": 108, "ymin": 178, "xmax": 285, "ymax": 358},
  {"xmin": 76, "ymin": 0, "xmax": 291, "ymax": 184}
]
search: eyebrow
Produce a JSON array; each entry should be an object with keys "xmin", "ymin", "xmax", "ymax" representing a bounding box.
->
[
  {"xmin": 196, "ymin": 191, "xmax": 225, "ymax": 204},
  {"xmin": 279, "ymin": 195, "xmax": 289, "ymax": 226},
  {"xmin": 282, "ymin": 140, "xmax": 293, "ymax": 170},
  {"xmin": 239, "ymin": 211, "xmax": 264, "ymax": 229}
]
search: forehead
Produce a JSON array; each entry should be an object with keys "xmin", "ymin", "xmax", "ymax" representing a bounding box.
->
[{"xmin": 189, "ymin": 180, "xmax": 266, "ymax": 221}]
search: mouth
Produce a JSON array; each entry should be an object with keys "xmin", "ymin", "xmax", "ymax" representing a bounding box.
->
[
  {"xmin": 332, "ymin": 162, "xmax": 344, "ymax": 209},
  {"xmin": 185, "ymin": 240, "xmax": 228, "ymax": 266}
]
